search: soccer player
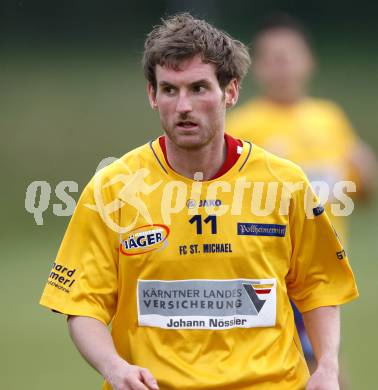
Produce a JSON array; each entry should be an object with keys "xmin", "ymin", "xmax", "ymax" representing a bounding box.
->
[
  {"xmin": 227, "ymin": 14, "xmax": 377, "ymax": 242},
  {"xmin": 40, "ymin": 13, "xmax": 359, "ymax": 390},
  {"xmin": 227, "ymin": 14, "xmax": 376, "ymax": 383}
]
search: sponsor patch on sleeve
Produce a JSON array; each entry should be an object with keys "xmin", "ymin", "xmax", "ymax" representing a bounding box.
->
[
  {"xmin": 312, "ymin": 205, "xmax": 325, "ymax": 216},
  {"xmin": 47, "ymin": 262, "xmax": 77, "ymax": 293},
  {"xmin": 137, "ymin": 278, "xmax": 276, "ymax": 330}
]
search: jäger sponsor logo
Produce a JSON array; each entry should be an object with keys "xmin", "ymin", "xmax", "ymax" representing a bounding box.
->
[
  {"xmin": 137, "ymin": 278, "xmax": 276, "ymax": 329},
  {"xmin": 120, "ymin": 224, "xmax": 170, "ymax": 256}
]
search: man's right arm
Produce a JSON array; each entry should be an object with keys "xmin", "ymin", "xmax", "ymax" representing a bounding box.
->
[{"xmin": 67, "ymin": 316, "xmax": 159, "ymax": 390}]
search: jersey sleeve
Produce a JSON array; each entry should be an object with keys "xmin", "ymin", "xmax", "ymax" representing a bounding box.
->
[
  {"xmin": 286, "ymin": 174, "xmax": 359, "ymax": 313},
  {"xmin": 330, "ymin": 103, "xmax": 374, "ymax": 195},
  {"xmin": 331, "ymin": 103, "xmax": 359, "ymax": 150},
  {"xmin": 39, "ymin": 179, "xmax": 119, "ymax": 325}
]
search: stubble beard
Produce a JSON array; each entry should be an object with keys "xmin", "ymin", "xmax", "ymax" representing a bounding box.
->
[
  {"xmin": 162, "ymin": 118, "xmax": 217, "ymax": 151},
  {"xmin": 161, "ymin": 105, "xmax": 225, "ymax": 151}
]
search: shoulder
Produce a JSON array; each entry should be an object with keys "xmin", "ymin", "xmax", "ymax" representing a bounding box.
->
[
  {"xmin": 304, "ymin": 97, "xmax": 348, "ymax": 119},
  {"xmin": 85, "ymin": 141, "xmax": 157, "ymax": 195},
  {"xmin": 242, "ymin": 142, "xmax": 307, "ymax": 183},
  {"xmin": 97, "ymin": 142, "xmax": 154, "ymax": 177}
]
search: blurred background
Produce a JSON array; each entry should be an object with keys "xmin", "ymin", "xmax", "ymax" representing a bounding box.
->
[{"xmin": 1, "ymin": 0, "xmax": 377, "ymax": 388}]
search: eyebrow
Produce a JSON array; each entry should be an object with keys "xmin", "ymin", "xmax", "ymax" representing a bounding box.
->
[
  {"xmin": 158, "ymin": 79, "xmax": 211, "ymax": 88},
  {"xmin": 159, "ymin": 81, "xmax": 175, "ymax": 88}
]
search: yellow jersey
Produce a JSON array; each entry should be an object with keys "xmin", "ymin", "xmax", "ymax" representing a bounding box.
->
[
  {"xmin": 227, "ymin": 98, "xmax": 360, "ymax": 241},
  {"xmin": 40, "ymin": 137, "xmax": 358, "ymax": 390}
]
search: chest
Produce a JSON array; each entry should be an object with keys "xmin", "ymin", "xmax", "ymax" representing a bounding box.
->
[{"xmin": 117, "ymin": 187, "xmax": 292, "ymax": 281}]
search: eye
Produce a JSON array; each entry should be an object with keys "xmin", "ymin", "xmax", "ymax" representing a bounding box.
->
[
  {"xmin": 193, "ymin": 84, "xmax": 207, "ymax": 93},
  {"xmin": 162, "ymin": 86, "xmax": 176, "ymax": 95}
]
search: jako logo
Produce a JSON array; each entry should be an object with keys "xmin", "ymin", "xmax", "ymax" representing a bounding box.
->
[
  {"xmin": 186, "ymin": 199, "xmax": 222, "ymax": 209},
  {"xmin": 120, "ymin": 224, "xmax": 170, "ymax": 256}
]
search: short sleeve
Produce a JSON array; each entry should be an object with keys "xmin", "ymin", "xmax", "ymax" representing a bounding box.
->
[
  {"xmin": 286, "ymin": 176, "xmax": 359, "ymax": 313},
  {"xmin": 39, "ymin": 180, "xmax": 119, "ymax": 325}
]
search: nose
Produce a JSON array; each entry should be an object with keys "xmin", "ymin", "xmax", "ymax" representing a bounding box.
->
[{"xmin": 176, "ymin": 91, "xmax": 192, "ymax": 114}]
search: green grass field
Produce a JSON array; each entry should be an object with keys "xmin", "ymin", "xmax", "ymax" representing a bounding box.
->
[{"xmin": 1, "ymin": 46, "xmax": 377, "ymax": 389}]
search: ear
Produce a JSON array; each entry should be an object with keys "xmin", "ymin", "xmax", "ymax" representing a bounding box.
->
[
  {"xmin": 147, "ymin": 82, "xmax": 158, "ymax": 110},
  {"xmin": 224, "ymin": 79, "xmax": 240, "ymax": 109}
]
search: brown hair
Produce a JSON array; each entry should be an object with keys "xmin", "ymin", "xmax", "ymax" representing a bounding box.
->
[{"xmin": 143, "ymin": 12, "xmax": 251, "ymax": 91}]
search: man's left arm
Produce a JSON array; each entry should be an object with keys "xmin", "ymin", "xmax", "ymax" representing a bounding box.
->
[
  {"xmin": 302, "ymin": 306, "xmax": 340, "ymax": 390},
  {"xmin": 286, "ymin": 173, "xmax": 358, "ymax": 388}
]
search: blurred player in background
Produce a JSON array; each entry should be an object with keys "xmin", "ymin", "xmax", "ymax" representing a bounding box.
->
[
  {"xmin": 228, "ymin": 14, "xmax": 377, "ymax": 242},
  {"xmin": 228, "ymin": 12, "xmax": 377, "ymax": 379}
]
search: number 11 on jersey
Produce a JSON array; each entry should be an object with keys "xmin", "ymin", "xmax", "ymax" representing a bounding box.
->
[{"xmin": 189, "ymin": 215, "xmax": 217, "ymax": 234}]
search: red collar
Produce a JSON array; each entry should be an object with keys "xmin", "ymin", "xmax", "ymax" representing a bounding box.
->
[{"xmin": 158, "ymin": 134, "xmax": 243, "ymax": 180}]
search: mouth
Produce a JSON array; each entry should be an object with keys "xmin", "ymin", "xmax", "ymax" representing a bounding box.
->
[{"xmin": 175, "ymin": 120, "xmax": 199, "ymax": 131}]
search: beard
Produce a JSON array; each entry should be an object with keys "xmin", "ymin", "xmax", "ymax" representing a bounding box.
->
[{"xmin": 161, "ymin": 112, "xmax": 222, "ymax": 151}]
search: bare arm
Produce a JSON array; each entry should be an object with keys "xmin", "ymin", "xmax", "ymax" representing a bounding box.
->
[
  {"xmin": 67, "ymin": 316, "xmax": 159, "ymax": 390},
  {"xmin": 349, "ymin": 140, "xmax": 377, "ymax": 200},
  {"xmin": 302, "ymin": 306, "xmax": 340, "ymax": 390}
]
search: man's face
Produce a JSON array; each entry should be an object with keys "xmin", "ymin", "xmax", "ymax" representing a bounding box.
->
[
  {"xmin": 148, "ymin": 55, "xmax": 238, "ymax": 149},
  {"xmin": 253, "ymin": 29, "xmax": 314, "ymax": 102}
]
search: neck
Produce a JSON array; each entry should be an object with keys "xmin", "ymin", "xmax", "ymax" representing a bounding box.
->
[{"xmin": 165, "ymin": 134, "xmax": 226, "ymax": 180}]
